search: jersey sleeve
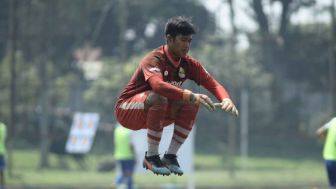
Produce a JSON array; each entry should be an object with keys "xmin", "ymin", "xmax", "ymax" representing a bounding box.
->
[
  {"xmin": 148, "ymin": 76, "xmax": 184, "ymax": 100},
  {"xmin": 324, "ymin": 117, "xmax": 336, "ymax": 130},
  {"xmin": 323, "ymin": 122, "xmax": 331, "ymax": 130},
  {"xmin": 141, "ymin": 55, "xmax": 163, "ymax": 81},
  {"xmin": 187, "ymin": 58, "xmax": 230, "ymax": 101}
]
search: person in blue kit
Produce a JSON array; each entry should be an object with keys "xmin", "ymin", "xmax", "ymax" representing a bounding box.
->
[
  {"xmin": 113, "ymin": 123, "xmax": 136, "ymax": 189},
  {"xmin": 316, "ymin": 117, "xmax": 336, "ymax": 188}
]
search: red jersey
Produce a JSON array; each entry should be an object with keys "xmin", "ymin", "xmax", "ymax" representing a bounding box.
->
[{"xmin": 116, "ymin": 45, "xmax": 229, "ymax": 106}]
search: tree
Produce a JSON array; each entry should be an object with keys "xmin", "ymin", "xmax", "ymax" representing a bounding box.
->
[
  {"xmin": 93, "ymin": 0, "xmax": 216, "ymax": 58},
  {"xmin": 249, "ymin": 0, "xmax": 329, "ymax": 133}
]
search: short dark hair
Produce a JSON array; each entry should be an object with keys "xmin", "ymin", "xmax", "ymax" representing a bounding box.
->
[{"xmin": 165, "ymin": 16, "xmax": 196, "ymax": 37}]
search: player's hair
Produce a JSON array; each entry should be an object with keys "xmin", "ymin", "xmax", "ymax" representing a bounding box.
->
[{"xmin": 165, "ymin": 16, "xmax": 196, "ymax": 38}]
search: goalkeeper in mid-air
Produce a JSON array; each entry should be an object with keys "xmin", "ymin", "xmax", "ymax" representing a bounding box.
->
[{"xmin": 115, "ymin": 16, "xmax": 238, "ymax": 176}]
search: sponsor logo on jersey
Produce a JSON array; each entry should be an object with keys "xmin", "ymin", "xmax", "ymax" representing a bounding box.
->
[
  {"xmin": 178, "ymin": 67, "xmax": 186, "ymax": 78},
  {"xmin": 149, "ymin": 67, "xmax": 161, "ymax": 73},
  {"xmin": 168, "ymin": 81, "xmax": 183, "ymax": 87}
]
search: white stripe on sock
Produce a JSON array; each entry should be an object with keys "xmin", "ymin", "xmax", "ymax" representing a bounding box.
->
[
  {"xmin": 174, "ymin": 125, "xmax": 190, "ymax": 135},
  {"xmin": 147, "ymin": 129, "xmax": 162, "ymax": 156},
  {"xmin": 148, "ymin": 129, "xmax": 162, "ymax": 138},
  {"xmin": 172, "ymin": 134, "xmax": 185, "ymax": 144}
]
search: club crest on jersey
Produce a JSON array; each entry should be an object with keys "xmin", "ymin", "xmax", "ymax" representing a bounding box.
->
[
  {"xmin": 149, "ymin": 67, "xmax": 161, "ymax": 73},
  {"xmin": 164, "ymin": 70, "xmax": 168, "ymax": 76},
  {"xmin": 178, "ymin": 67, "xmax": 185, "ymax": 78}
]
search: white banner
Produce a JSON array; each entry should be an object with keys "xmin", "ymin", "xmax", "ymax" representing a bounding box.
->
[{"xmin": 66, "ymin": 112, "xmax": 100, "ymax": 154}]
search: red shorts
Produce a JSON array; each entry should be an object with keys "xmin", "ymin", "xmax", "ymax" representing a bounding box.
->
[{"xmin": 115, "ymin": 91, "xmax": 174, "ymax": 130}]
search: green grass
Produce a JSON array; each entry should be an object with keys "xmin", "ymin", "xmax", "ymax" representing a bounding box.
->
[
  {"xmin": 6, "ymin": 150, "xmax": 327, "ymax": 189},
  {"xmin": 193, "ymin": 155, "xmax": 326, "ymax": 188},
  {"xmin": 8, "ymin": 150, "xmax": 115, "ymax": 188}
]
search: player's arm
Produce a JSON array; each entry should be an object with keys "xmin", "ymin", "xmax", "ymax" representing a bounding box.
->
[
  {"xmin": 142, "ymin": 56, "xmax": 215, "ymax": 111},
  {"xmin": 316, "ymin": 126, "xmax": 327, "ymax": 140},
  {"xmin": 147, "ymin": 76, "xmax": 215, "ymax": 111},
  {"xmin": 316, "ymin": 121, "xmax": 331, "ymax": 140},
  {"xmin": 188, "ymin": 59, "xmax": 238, "ymax": 116}
]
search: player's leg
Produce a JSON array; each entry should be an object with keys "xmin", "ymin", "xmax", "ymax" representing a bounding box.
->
[
  {"xmin": 144, "ymin": 92, "xmax": 168, "ymax": 156},
  {"xmin": 114, "ymin": 176, "xmax": 123, "ymax": 188},
  {"xmin": 116, "ymin": 91, "xmax": 170, "ymax": 175},
  {"xmin": 0, "ymin": 155, "xmax": 5, "ymax": 189},
  {"xmin": 325, "ymin": 160, "xmax": 336, "ymax": 188},
  {"xmin": 122, "ymin": 160, "xmax": 135, "ymax": 189},
  {"xmin": 162, "ymin": 101, "xmax": 199, "ymax": 175},
  {"xmin": 115, "ymin": 92, "xmax": 149, "ymax": 130},
  {"xmin": 0, "ymin": 170, "xmax": 3, "ymax": 189},
  {"xmin": 114, "ymin": 161, "xmax": 125, "ymax": 187},
  {"xmin": 142, "ymin": 92, "xmax": 171, "ymax": 175}
]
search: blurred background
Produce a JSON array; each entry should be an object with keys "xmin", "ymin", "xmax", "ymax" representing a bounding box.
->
[{"xmin": 0, "ymin": 0, "xmax": 335, "ymax": 188}]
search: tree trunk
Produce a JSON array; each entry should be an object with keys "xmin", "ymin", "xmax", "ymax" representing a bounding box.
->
[
  {"xmin": 227, "ymin": 0, "xmax": 238, "ymax": 178},
  {"xmin": 118, "ymin": 0, "xmax": 128, "ymax": 61},
  {"xmin": 8, "ymin": 0, "xmax": 17, "ymax": 177},
  {"xmin": 279, "ymin": 0, "xmax": 291, "ymax": 38},
  {"xmin": 38, "ymin": 57, "xmax": 50, "ymax": 168},
  {"xmin": 228, "ymin": 116, "xmax": 236, "ymax": 178},
  {"xmin": 252, "ymin": 0, "xmax": 269, "ymax": 35},
  {"xmin": 330, "ymin": 0, "xmax": 336, "ymax": 114},
  {"xmin": 38, "ymin": 0, "xmax": 54, "ymax": 168}
]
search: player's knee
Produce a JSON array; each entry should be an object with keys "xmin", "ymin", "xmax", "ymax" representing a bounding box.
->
[
  {"xmin": 146, "ymin": 92, "xmax": 168, "ymax": 105},
  {"xmin": 181, "ymin": 103, "xmax": 199, "ymax": 112},
  {"xmin": 185, "ymin": 104, "xmax": 199, "ymax": 117},
  {"xmin": 170, "ymin": 102, "xmax": 199, "ymax": 119}
]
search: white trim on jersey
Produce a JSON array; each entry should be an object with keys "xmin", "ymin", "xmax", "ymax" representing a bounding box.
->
[{"xmin": 120, "ymin": 102, "xmax": 144, "ymax": 110}]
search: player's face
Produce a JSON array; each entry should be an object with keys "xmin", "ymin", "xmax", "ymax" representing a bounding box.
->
[{"xmin": 168, "ymin": 34, "xmax": 192, "ymax": 58}]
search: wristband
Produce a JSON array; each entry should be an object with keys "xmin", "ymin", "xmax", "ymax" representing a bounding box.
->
[
  {"xmin": 183, "ymin": 89, "xmax": 192, "ymax": 102},
  {"xmin": 193, "ymin": 94, "xmax": 202, "ymax": 105}
]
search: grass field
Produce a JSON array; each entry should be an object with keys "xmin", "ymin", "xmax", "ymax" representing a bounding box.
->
[{"xmin": 5, "ymin": 150, "xmax": 327, "ymax": 189}]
